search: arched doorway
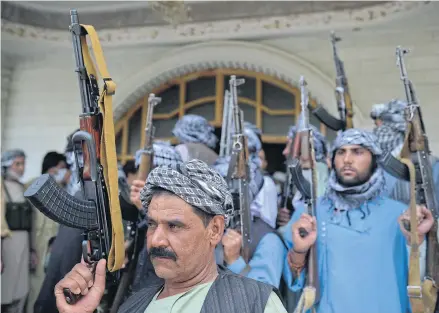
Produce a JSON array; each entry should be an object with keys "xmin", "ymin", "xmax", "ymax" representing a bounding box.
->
[{"xmin": 114, "ymin": 68, "xmax": 337, "ymax": 174}]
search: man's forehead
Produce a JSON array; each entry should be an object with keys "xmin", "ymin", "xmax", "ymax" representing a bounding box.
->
[{"xmin": 148, "ymin": 195, "xmax": 193, "ymax": 216}]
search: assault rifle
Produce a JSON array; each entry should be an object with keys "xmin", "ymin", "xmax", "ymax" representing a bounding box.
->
[
  {"xmin": 312, "ymin": 31, "xmax": 354, "ymax": 131},
  {"xmin": 24, "ymin": 9, "xmax": 124, "ymax": 304},
  {"xmin": 380, "ymin": 47, "xmax": 438, "ymax": 313},
  {"xmin": 289, "ymin": 76, "xmax": 320, "ymax": 312},
  {"xmin": 225, "ymin": 75, "xmax": 252, "ymax": 263},
  {"xmin": 110, "ymin": 94, "xmax": 161, "ymax": 313}
]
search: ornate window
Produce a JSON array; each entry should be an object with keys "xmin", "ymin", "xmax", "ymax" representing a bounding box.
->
[{"xmin": 114, "ymin": 69, "xmax": 337, "ymax": 166}]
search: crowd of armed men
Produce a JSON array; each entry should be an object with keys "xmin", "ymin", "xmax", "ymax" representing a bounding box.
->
[{"xmin": 2, "ymin": 58, "xmax": 439, "ymax": 313}]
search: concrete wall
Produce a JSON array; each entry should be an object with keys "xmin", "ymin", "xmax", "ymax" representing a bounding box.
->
[{"xmin": 2, "ymin": 4, "xmax": 439, "ymax": 182}]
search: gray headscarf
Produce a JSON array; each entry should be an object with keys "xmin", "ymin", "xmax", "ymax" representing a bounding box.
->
[
  {"xmin": 288, "ymin": 125, "xmax": 328, "ymax": 162},
  {"xmin": 140, "ymin": 159, "xmax": 233, "ymax": 224},
  {"xmin": 212, "ymin": 155, "xmax": 264, "ymax": 204},
  {"xmin": 243, "ymin": 122, "xmax": 262, "ymax": 154},
  {"xmin": 135, "ymin": 141, "xmax": 182, "ymax": 170},
  {"xmin": 1, "ymin": 149, "xmax": 26, "ymax": 168},
  {"xmin": 172, "ymin": 114, "xmax": 218, "ymax": 149},
  {"xmin": 1, "ymin": 149, "xmax": 26, "ymax": 178},
  {"xmin": 371, "ymin": 99, "xmax": 407, "ymax": 156},
  {"xmin": 325, "ymin": 129, "xmax": 385, "ymax": 212}
]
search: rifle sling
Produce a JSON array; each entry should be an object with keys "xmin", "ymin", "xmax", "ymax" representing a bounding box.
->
[
  {"xmin": 401, "ymin": 123, "xmax": 438, "ymax": 313},
  {"xmin": 80, "ymin": 24, "xmax": 125, "ymax": 272}
]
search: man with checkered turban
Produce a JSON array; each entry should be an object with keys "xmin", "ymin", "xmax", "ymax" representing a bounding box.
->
[
  {"xmin": 282, "ymin": 128, "xmax": 434, "ymax": 313},
  {"xmin": 55, "ymin": 159, "xmax": 287, "ymax": 313},
  {"xmin": 172, "ymin": 114, "xmax": 219, "ymax": 165}
]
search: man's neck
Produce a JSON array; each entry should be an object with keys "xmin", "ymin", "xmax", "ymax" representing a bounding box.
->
[{"xmin": 158, "ymin": 257, "xmax": 218, "ymax": 299}]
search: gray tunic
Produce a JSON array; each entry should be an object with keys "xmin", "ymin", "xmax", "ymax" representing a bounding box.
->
[{"xmin": 1, "ymin": 178, "xmax": 31, "ymax": 304}]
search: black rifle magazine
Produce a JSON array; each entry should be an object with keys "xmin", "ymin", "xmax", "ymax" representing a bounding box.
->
[
  {"xmin": 24, "ymin": 174, "xmax": 98, "ymax": 230},
  {"xmin": 289, "ymin": 159, "xmax": 312, "ymax": 199},
  {"xmin": 379, "ymin": 153, "xmax": 410, "ymax": 182},
  {"xmin": 311, "ymin": 105, "xmax": 345, "ymax": 131}
]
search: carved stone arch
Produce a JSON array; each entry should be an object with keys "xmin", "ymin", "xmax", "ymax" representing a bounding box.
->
[
  {"xmin": 113, "ymin": 40, "xmax": 365, "ymax": 126},
  {"xmin": 114, "ymin": 40, "xmax": 361, "ymax": 167}
]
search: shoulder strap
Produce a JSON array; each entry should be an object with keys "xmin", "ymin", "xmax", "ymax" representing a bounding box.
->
[{"xmin": 79, "ymin": 24, "xmax": 124, "ymax": 272}]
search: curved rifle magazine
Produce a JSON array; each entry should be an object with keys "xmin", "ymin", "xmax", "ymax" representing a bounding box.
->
[
  {"xmin": 24, "ymin": 174, "xmax": 98, "ymax": 230},
  {"xmin": 289, "ymin": 158, "xmax": 311, "ymax": 200}
]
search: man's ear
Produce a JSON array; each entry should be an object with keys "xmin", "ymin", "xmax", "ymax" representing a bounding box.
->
[{"xmin": 208, "ymin": 215, "xmax": 225, "ymax": 246}]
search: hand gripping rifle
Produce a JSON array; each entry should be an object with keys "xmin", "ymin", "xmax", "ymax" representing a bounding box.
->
[
  {"xmin": 290, "ymin": 76, "xmax": 320, "ymax": 313},
  {"xmin": 380, "ymin": 47, "xmax": 438, "ymax": 313},
  {"xmin": 312, "ymin": 31, "xmax": 354, "ymax": 131},
  {"xmin": 225, "ymin": 75, "xmax": 252, "ymax": 263},
  {"xmin": 109, "ymin": 94, "xmax": 161, "ymax": 313},
  {"xmin": 24, "ymin": 10, "xmax": 125, "ymax": 304}
]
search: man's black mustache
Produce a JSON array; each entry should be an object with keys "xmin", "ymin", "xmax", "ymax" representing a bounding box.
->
[{"xmin": 148, "ymin": 247, "xmax": 177, "ymax": 261}]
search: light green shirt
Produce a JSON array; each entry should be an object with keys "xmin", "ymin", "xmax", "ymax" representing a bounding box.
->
[{"xmin": 145, "ymin": 282, "xmax": 287, "ymax": 313}]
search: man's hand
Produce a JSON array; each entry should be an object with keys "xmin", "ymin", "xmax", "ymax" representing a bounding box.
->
[
  {"xmin": 291, "ymin": 213, "xmax": 317, "ymax": 253},
  {"xmin": 399, "ymin": 205, "xmax": 434, "ymax": 244},
  {"xmin": 55, "ymin": 259, "xmax": 106, "ymax": 313},
  {"xmin": 277, "ymin": 207, "xmax": 292, "ymax": 227},
  {"xmin": 130, "ymin": 180, "xmax": 145, "ymax": 210},
  {"xmin": 222, "ymin": 229, "xmax": 242, "ymax": 265}
]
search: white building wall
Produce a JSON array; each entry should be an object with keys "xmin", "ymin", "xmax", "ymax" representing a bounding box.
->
[{"xmin": 3, "ymin": 4, "xmax": 439, "ymax": 182}]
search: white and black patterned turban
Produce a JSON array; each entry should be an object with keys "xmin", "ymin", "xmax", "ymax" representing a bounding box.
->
[
  {"xmin": 370, "ymin": 103, "xmax": 388, "ymax": 120},
  {"xmin": 135, "ymin": 141, "xmax": 182, "ymax": 169},
  {"xmin": 172, "ymin": 114, "xmax": 218, "ymax": 149},
  {"xmin": 212, "ymin": 155, "xmax": 264, "ymax": 204},
  {"xmin": 140, "ymin": 159, "xmax": 233, "ymax": 221},
  {"xmin": 1, "ymin": 149, "xmax": 26, "ymax": 168},
  {"xmin": 331, "ymin": 128, "xmax": 382, "ymax": 157},
  {"xmin": 372, "ymin": 99, "xmax": 407, "ymax": 155},
  {"xmin": 243, "ymin": 122, "xmax": 262, "ymax": 154},
  {"xmin": 287, "ymin": 125, "xmax": 328, "ymax": 162}
]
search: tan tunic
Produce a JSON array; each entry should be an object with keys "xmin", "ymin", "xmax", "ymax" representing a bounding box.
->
[{"xmin": 1, "ymin": 178, "xmax": 31, "ymax": 304}]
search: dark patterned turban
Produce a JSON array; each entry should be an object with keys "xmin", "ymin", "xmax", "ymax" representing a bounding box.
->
[
  {"xmin": 371, "ymin": 99, "xmax": 407, "ymax": 155},
  {"xmin": 140, "ymin": 159, "xmax": 233, "ymax": 223},
  {"xmin": 135, "ymin": 141, "xmax": 182, "ymax": 169},
  {"xmin": 172, "ymin": 114, "xmax": 218, "ymax": 149},
  {"xmin": 331, "ymin": 128, "xmax": 382, "ymax": 157}
]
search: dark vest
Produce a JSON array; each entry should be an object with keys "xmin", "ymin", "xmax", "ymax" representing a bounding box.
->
[
  {"xmin": 2, "ymin": 178, "xmax": 32, "ymax": 231},
  {"xmin": 118, "ymin": 266, "xmax": 281, "ymax": 313}
]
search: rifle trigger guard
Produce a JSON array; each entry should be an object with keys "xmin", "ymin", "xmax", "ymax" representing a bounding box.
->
[{"xmin": 72, "ymin": 131, "xmax": 98, "ymax": 182}]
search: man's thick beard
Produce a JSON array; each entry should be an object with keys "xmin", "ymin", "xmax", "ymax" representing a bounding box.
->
[{"xmin": 335, "ymin": 161, "xmax": 375, "ymax": 188}]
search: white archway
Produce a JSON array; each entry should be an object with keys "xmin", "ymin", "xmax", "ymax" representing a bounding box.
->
[{"xmin": 113, "ymin": 40, "xmax": 366, "ymax": 125}]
